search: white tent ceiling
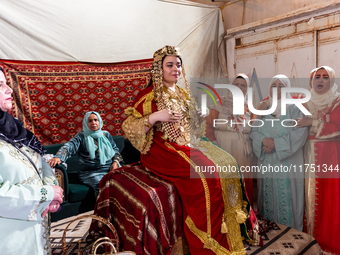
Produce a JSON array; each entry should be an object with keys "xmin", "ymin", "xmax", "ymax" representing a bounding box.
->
[{"xmin": 0, "ymin": 0, "xmax": 226, "ymax": 81}]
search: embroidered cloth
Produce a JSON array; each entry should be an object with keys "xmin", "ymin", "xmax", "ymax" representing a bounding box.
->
[{"xmin": 88, "ymin": 162, "xmax": 184, "ymax": 255}]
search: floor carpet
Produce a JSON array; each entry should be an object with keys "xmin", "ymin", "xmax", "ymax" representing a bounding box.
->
[{"xmin": 50, "ymin": 211, "xmax": 322, "ymax": 255}]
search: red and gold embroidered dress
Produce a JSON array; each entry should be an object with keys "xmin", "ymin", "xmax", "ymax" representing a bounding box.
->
[
  {"xmin": 304, "ymin": 96, "xmax": 340, "ymax": 254},
  {"xmin": 205, "ymin": 106, "xmax": 254, "ymax": 208},
  {"xmin": 122, "ymin": 84, "xmax": 258, "ymax": 255}
]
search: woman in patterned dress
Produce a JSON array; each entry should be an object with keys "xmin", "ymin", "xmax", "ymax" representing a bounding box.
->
[{"xmin": 250, "ymin": 74, "xmax": 308, "ymax": 231}]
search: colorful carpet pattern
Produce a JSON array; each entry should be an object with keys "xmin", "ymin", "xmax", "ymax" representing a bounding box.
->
[{"xmin": 0, "ymin": 59, "xmax": 152, "ymax": 145}]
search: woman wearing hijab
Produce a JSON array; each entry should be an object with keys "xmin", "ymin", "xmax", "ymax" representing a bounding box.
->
[
  {"xmin": 48, "ymin": 111, "xmax": 123, "ymax": 196},
  {"xmin": 205, "ymin": 74, "xmax": 254, "ymax": 204},
  {"xmin": 0, "ymin": 67, "xmax": 63, "ymax": 255},
  {"xmin": 297, "ymin": 66, "xmax": 340, "ymax": 254},
  {"xmin": 309, "ymin": 68, "xmax": 318, "ymax": 89},
  {"xmin": 250, "ymin": 74, "xmax": 308, "ymax": 231},
  {"xmin": 206, "ymin": 74, "xmax": 252, "ymax": 168}
]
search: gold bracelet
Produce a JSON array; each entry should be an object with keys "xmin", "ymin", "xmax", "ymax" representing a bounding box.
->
[{"xmin": 144, "ymin": 116, "xmax": 153, "ymax": 128}]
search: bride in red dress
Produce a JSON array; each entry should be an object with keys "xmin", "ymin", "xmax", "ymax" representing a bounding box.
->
[
  {"xmin": 122, "ymin": 46, "xmax": 259, "ymax": 254},
  {"xmin": 297, "ymin": 65, "xmax": 340, "ymax": 254}
]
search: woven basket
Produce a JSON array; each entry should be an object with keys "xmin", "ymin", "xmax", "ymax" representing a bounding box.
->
[{"xmin": 61, "ymin": 214, "xmax": 135, "ymax": 255}]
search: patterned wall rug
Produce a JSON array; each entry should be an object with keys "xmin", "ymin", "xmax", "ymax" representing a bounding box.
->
[
  {"xmin": 50, "ymin": 211, "xmax": 93, "ymax": 255},
  {"xmin": 0, "ymin": 59, "xmax": 152, "ymax": 145}
]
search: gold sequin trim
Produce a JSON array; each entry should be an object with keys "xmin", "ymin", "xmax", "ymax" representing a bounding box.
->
[
  {"xmin": 125, "ymin": 107, "xmax": 143, "ymax": 118},
  {"xmin": 185, "ymin": 216, "xmax": 245, "ymax": 255},
  {"xmin": 142, "ymin": 124, "xmax": 154, "ymax": 154},
  {"xmin": 134, "ymin": 91, "xmax": 153, "ymax": 109},
  {"xmin": 198, "ymin": 141, "xmax": 247, "ymax": 252},
  {"xmin": 143, "ymin": 92, "xmax": 154, "ymax": 116},
  {"xmin": 122, "ymin": 115, "xmax": 154, "ymax": 154},
  {"xmin": 164, "ymin": 142, "xmax": 212, "ymax": 239}
]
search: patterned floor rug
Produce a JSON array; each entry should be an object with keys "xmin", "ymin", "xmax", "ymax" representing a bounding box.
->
[
  {"xmin": 50, "ymin": 211, "xmax": 93, "ymax": 255},
  {"xmin": 245, "ymin": 222, "xmax": 322, "ymax": 255},
  {"xmin": 50, "ymin": 211, "xmax": 322, "ymax": 255}
]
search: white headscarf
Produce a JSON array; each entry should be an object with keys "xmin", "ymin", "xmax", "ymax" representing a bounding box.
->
[
  {"xmin": 269, "ymin": 74, "xmax": 291, "ymax": 117},
  {"xmin": 310, "ymin": 66, "xmax": 340, "ymax": 108},
  {"xmin": 234, "ymin": 73, "xmax": 250, "ymax": 96},
  {"xmin": 212, "ymin": 73, "xmax": 249, "ymax": 115},
  {"xmin": 310, "ymin": 68, "xmax": 318, "ymax": 74},
  {"xmin": 309, "ymin": 67, "xmax": 318, "ymax": 89}
]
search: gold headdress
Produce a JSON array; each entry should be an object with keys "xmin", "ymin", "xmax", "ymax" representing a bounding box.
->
[
  {"xmin": 151, "ymin": 45, "xmax": 201, "ymax": 146},
  {"xmin": 151, "ymin": 45, "xmax": 191, "ymax": 100}
]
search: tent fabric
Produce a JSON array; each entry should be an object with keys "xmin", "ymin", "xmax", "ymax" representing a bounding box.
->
[{"xmin": 0, "ymin": 0, "xmax": 226, "ymax": 81}]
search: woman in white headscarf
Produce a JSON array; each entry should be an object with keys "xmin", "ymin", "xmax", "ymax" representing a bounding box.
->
[
  {"xmin": 297, "ymin": 66, "xmax": 340, "ymax": 254},
  {"xmin": 309, "ymin": 68, "xmax": 318, "ymax": 89},
  {"xmin": 250, "ymin": 74, "xmax": 308, "ymax": 231},
  {"xmin": 206, "ymin": 74, "xmax": 252, "ymax": 166},
  {"xmin": 205, "ymin": 74, "xmax": 254, "ymax": 204}
]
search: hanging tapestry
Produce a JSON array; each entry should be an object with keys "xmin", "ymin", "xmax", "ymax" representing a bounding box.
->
[{"xmin": 0, "ymin": 59, "xmax": 152, "ymax": 145}]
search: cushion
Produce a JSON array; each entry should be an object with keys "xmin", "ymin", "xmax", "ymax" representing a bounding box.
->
[
  {"xmin": 45, "ymin": 143, "xmax": 65, "ymax": 155},
  {"xmin": 112, "ymin": 135, "xmax": 125, "ymax": 153},
  {"xmin": 68, "ymin": 183, "xmax": 91, "ymax": 203},
  {"xmin": 65, "ymin": 155, "xmax": 79, "ymax": 174}
]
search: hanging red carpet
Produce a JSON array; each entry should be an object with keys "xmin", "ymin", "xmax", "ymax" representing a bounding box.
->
[{"xmin": 0, "ymin": 59, "xmax": 152, "ymax": 145}]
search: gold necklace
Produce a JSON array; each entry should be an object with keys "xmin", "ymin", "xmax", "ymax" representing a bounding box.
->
[{"xmin": 157, "ymin": 86, "xmax": 201, "ymax": 146}]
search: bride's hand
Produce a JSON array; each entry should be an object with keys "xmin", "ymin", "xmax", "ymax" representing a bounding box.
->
[{"xmin": 149, "ymin": 109, "xmax": 181, "ymax": 124}]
